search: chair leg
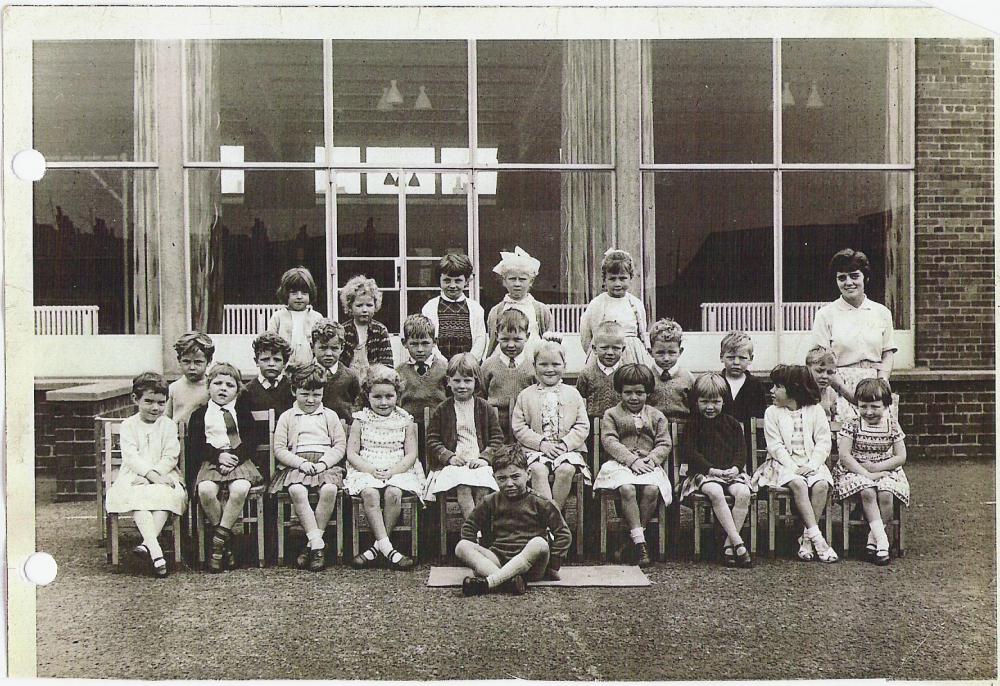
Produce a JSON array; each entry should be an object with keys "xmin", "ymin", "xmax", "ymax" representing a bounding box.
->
[
  {"xmin": 276, "ymin": 499, "xmax": 286, "ymax": 566},
  {"xmin": 599, "ymin": 498, "xmax": 609, "ymax": 561},
  {"xmin": 110, "ymin": 515, "xmax": 120, "ymax": 567},
  {"xmin": 256, "ymin": 496, "xmax": 265, "ymax": 568},
  {"xmin": 197, "ymin": 506, "xmax": 206, "ymax": 567},
  {"xmin": 895, "ymin": 501, "xmax": 905, "ymax": 557},
  {"xmin": 352, "ymin": 501, "xmax": 360, "ymax": 558},
  {"xmin": 575, "ymin": 480, "xmax": 584, "ymax": 559},
  {"xmin": 841, "ymin": 501, "xmax": 850, "ymax": 556},
  {"xmin": 411, "ymin": 501, "xmax": 419, "ymax": 559},
  {"xmin": 749, "ymin": 496, "xmax": 758, "ymax": 554},
  {"xmin": 824, "ymin": 492, "xmax": 833, "ymax": 543},
  {"xmin": 693, "ymin": 501, "xmax": 702, "ymax": 561},
  {"xmin": 658, "ymin": 501, "xmax": 667, "ymax": 561},
  {"xmin": 439, "ymin": 497, "xmax": 448, "ymax": 559},
  {"xmin": 172, "ymin": 514, "xmax": 183, "ymax": 564},
  {"xmin": 767, "ymin": 493, "xmax": 777, "ymax": 558},
  {"xmin": 335, "ymin": 496, "xmax": 344, "ymax": 562}
]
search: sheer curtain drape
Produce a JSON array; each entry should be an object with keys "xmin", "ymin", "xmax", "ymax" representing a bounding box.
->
[{"xmin": 132, "ymin": 40, "xmax": 158, "ymax": 334}]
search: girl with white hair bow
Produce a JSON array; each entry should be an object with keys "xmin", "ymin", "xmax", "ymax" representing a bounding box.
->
[{"xmin": 485, "ymin": 246, "xmax": 555, "ymax": 361}]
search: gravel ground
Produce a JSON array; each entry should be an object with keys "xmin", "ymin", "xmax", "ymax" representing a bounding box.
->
[{"xmin": 36, "ymin": 460, "xmax": 996, "ymax": 680}]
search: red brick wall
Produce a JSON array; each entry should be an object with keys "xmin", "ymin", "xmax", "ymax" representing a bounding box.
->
[
  {"xmin": 894, "ymin": 377, "xmax": 995, "ymax": 459},
  {"xmin": 53, "ymin": 395, "xmax": 133, "ymax": 502},
  {"xmin": 915, "ymin": 39, "xmax": 995, "ymax": 369}
]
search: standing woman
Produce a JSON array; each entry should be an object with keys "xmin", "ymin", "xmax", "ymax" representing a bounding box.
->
[{"xmin": 810, "ymin": 249, "xmax": 897, "ymax": 422}]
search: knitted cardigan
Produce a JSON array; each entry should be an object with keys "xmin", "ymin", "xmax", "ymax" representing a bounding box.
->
[
  {"xmin": 599, "ymin": 404, "xmax": 672, "ymax": 467},
  {"xmin": 425, "ymin": 397, "xmax": 504, "ymax": 469},
  {"xmin": 341, "ymin": 319, "xmax": 394, "ymax": 370},
  {"xmin": 184, "ymin": 397, "xmax": 263, "ymax": 487},
  {"xmin": 511, "ymin": 383, "xmax": 590, "ymax": 452}
]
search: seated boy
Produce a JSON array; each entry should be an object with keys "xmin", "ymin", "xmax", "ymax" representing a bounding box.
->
[
  {"xmin": 311, "ymin": 319, "xmax": 361, "ymax": 422},
  {"xmin": 244, "ymin": 332, "xmax": 294, "ymax": 418},
  {"xmin": 576, "ymin": 320, "xmax": 626, "ymax": 418},
  {"xmin": 481, "ymin": 309, "xmax": 536, "ymax": 439},
  {"xmin": 456, "ymin": 444, "xmax": 572, "ymax": 596},
  {"xmin": 396, "ymin": 314, "xmax": 448, "ymax": 421},
  {"xmin": 647, "ymin": 318, "xmax": 695, "ymax": 419},
  {"xmin": 166, "ymin": 331, "xmax": 215, "ymax": 425},
  {"xmin": 718, "ymin": 330, "xmax": 768, "ymax": 471}
]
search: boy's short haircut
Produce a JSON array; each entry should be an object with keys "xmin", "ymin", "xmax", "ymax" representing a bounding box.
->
[
  {"xmin": 492, "ymin": 443, "xmax": 528, "ymax": 473},
  {"xmin": 132, "ymin": 371, "xmax": 169, "ymax": 398},
  {"xmin": 276, "ymin": 266, "xmax": 318, "ymax": 304},
  {"xmin": 173, "ymin": 331, "xmax": 215, "ymax": 361},
  {"xmin": 402, "ymin": 314, "xmax": 436, "ymax": 341},
  {"xmin": 612, "ymin": 363, "xmax": 655, "ymax": 393},
  {"xmin": 447, "ymin": 352, "xmax": 483, "ymax": 388},
  {"xmin": 648, "ymin": 318, "xmax": 683, "ymax": 346},
  {"xmin": 311, "ymin": 318, "xmax": 346, "ymax": 347},
  {"xmin": 533, "ymin": 340, "xmax": 565, "ymax": 365},
  {"xmin": 600, "ymin": 249, "xmax": 634, "ymax": 277},
  {"xmin": 594, "ymin": 320, "xmax": 626, "ymax": 343},
  {"xmin": 252, "ymin": 332, "xmax": 292, "ymax": 363},
  {"xmin": 360, "ymin": 364, "xmax": 405, "ymax": 404},
  {"xmin": 437, "ymin": 252, "xmax": 474, "ymax": 279},
  {"xmin": 496, "ymin": 308, "xmax": 530, "ymax": 335},
  {"xmin": 289, "ymin": 361, "xmax": 329, "ymax": 391},
  {"xmin": 805, "ymin": 345, "xmax": 838, "ymax": 367},
  {"xmin": 339, "ymin": 275, "xmax": 383, "ymax": 314},
  {"xmin": 720, "ymin": 330, "xmax": 754, "ymax": 357},
  {"xmin": 855, "ymin": 377, "xmax": 893, "ymax": 405},
  {"xmin": 769, "ymin": 364, "xmax": 821, "ymax": 407},
  {"xmin": 690, "ymin": 372, "xmax": 728, "ymax": 403},
  {"xmin": 207, "ymin": 361, "xmax": 245, "ymax": 392}
]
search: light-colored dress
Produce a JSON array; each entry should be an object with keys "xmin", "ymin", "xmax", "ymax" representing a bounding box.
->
[
  {"xmin": 267, "ymin": 305, "xmax": 325, "ymax": 367},
  {"xmin": 752, "ymin": 404, "xmax": 833, "ymax": 490},
  {"xmin": 105, "ymin": 414, "xmax": 188, "ymax": 515},
  {"xmin": 349, "ymin": 333, "xmax": 371, "ymax": 381},
  {"xmin": 425, "ymin": 399, "xmax": 499, "ymax": 497},
  {"xmin": 592, "ymin": 404, "xmax": 673, "ymax": 506},
  {"xmin": 512, "ymin": 382, "xmax": 592, "ymax": 482},
  {"xmin": 832, "ymin": 416, "xmax": 910, "ymax": 505},
  {"xmin": 344, "ymin": 407, "xmax": 426, "ymax": 497},
  {"xmin": 580, "ymin": 292, "xmax": 655, "ymax": 367}
]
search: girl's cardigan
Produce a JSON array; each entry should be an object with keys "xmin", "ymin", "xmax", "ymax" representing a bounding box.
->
[
  {"xmin": 763, "ymin": 403, "xmax": 832, "ymax": 471},
  {"xmin": 425, "ymin": 397, "xmax": 505, "ymax": 469},
  {"xmin": 600, "ymin": 404, "xmax": 671, "ymax": 467},
  {"xmin": 511, "ymin": 383, "xmax": 590, "ymax": 452},
  {"xmin": 341, "ymin": 319, "xmax": 395, "ymax": 369},
  {"xmin": 579, "ymin": 292, "xmax": 649, "ymax": 352},
  {"xmin": 484, "ymin": 298, "xmax": 554, "ymax": 358},
  {"xmin": 266, "ymin": 306, "xmax": 325, "ymax": 347},
  {"xmin": 184, "ymin": 397, "xmax": 262, "ymax": 486},
  {"xmin": 273, "ymin": 405, "xmax": 347, "ymax": 469}
]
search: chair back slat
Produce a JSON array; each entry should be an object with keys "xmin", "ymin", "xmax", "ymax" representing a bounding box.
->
[
  {"xmin": 251, "ymin": 409, "xmax": 276, "ymax": 476},
  {"xmin": 749, "ymin": 417, "xmax": 765, "ymax": 473},
  {"xmin": 591, "ymin": 416, "xmax": 601, "ymax": 474},
  {"xmin": 101, "ymin": 419, "xmax": 124, "ymax": 487}
]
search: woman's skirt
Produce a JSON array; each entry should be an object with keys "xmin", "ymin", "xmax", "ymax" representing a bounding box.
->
[
  {"xmin": 524, "ymin": 450, "xmax": 593, "ymax": 483},
  {"xmin": 196, "ymin": 459, "xmax": 263, "ymax": 486},
  {"xmin": 343, "ymin": 462, "xmax": 427, "ymax": 498},
  {"xmin": 424, "ymin": 464, "xmax": 499, "ymax": 500},
  {"xmin": 268, "ymin": 451, "xmax": 345, "ymax": 494},
  {"xmin": 832, "ymin": 463, "xmax": 910, "ymax": 505},
  {"xmin": 751, "ymin": 459, "xmax": 833, "ymax": 491},
  {"xmin": 592, "ymin": 461, "xmax": 672, "ymax": 506},
  {"xmin": 679, "ymin": 470, "xmax": 751, "ymax": 501}
]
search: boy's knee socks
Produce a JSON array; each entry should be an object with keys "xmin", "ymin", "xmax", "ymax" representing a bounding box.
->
[
  {"xmin": 306, "ymin": 528, "xmax": 325, "ymax": 549},
  {"xmin": 629, "ymin": 527, "xmax": 645, "ymax": 544}
]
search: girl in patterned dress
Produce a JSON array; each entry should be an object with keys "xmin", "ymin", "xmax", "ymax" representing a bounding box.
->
[
  {"xmin": 511, "ymin": 341, "xmax": 591, "ymax": 514},
  {"xmin": 751, "ymin": 364, "xmax": 838, "ymax": 563},
  {"xmin": 579, "ymin": 249, "xmax": 655, "ymax": 368},
  {"xmin": 345, "ymin": 365, "xmax": 425, "ymax": 570},
  {"xmin": 833, "ymin": 378, "xmax": 909, "ymax": 566},
  {"xmin": 339, "ymin": 275, "xmax": 395, "ymax": 380}
]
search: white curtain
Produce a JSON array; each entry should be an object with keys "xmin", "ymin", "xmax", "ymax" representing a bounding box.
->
[
  {"xmin": 132, "ymin": 40, "xmax": 158, "ymax": 334},
  {"xmin": 882, "ymin": 40, "xmax": 912, "ymax": 329}
]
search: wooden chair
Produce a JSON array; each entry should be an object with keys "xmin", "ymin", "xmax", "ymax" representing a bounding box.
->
[
  {"xmin": 839, "ymin": 495, "xmax": 905, "ymax": 558},
  {"xmin": 431, "ymin": 407, "xmax": 465, "ymax": 559},
  {"xmin": 593, "ymin": 416, "xmax": 669, "ymax": 561},
  {"xmin": 271, "ymin": 411, "xmax": 345, "ymax": 565},
  {"xmin": 192, "ymin": 421, "xmax": 266, "ymax": 568},
  {"xmin": 97, "ymin": 416, "xmax": 183, "ymax": 567},
  {"xmin": 752, "ymin": 417, "xmax": 834, "ymax": 558},
  {"xmin": 672, "ymin": 421, "xmax": 758, "ymax": 560}
]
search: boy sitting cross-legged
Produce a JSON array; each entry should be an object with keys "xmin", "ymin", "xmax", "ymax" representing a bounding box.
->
[{"xmin": 456, "ymin": 444, "xmax": 572, "ymax": 596}]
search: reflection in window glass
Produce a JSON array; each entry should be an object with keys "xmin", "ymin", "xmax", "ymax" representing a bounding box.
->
[
  {"xmin": 782, "ymin": 40, "xmax": 913, "ymax": 164},
  {"xmin": 189, "ymin": 171, "xmax": 327, "ymax": 333},
  {"xmin": 648, "ymin": 40, "xmax": 772, "ymax": 164},
  {"xmin": 34, "ymin": 41, "xmax": 144, "ymax": 161},
  {"xmin": 186, "ymin": 41, "xmax": 324, "ymax": 162},
  {"xmin": 34, "ymin": 170, "xmax": 159, "ymax": 334},
  {"xmin": 782, "ymin": 172, "xmax": 910, "ymax": 329},
  {"xmin": 478, "ymin": 172, "xmax": 613, "ymax": 315},
  {"xmin": 478, "ymin": 41, "xmax": 612, "ymax": 164},
  {"xmin": 332, "ymin": 41, "xmax": 468, "ymax": 154},
  {"xmin": 647, "ymin": 172, "xmax": 773, "ymax": 332}
]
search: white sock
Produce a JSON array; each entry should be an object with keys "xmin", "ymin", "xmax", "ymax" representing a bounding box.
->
[
  {"xmin": 374, "ymin": 537, "xmax": 393, "ymax": 556},
  {"xmin": 804, "ymin": 525, "xmax": 822, "ymax": 541},
  {"xmin": 143, "ymin": 538, "xmax": 164, "ymax": 560},
  {"xmin": 870, "ymin": 520, "xmax": 889, "ymax": 550},
  {"xmin": 866, "ymin": 530, "xmax": 876, "ymax": 548},
  {"xmin": 630, "ymin": 527, "xmax": 646, "ymax": 544},
  {"xmin": 306, "ymin": 529, "xmax": 325, "ymax": 550}
]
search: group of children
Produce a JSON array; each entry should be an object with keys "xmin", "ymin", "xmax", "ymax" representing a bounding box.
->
[{"xmin": 106, "ymin": 246, "xmax": 909, "ymax": 591}]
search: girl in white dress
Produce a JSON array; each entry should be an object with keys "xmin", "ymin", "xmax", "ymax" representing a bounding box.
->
[
  {"xmin": 105, "ymin": 373, "xmax": 187, "ymax": 577},
  {"xmin": 579, "ymin": 249, "xmax": 654, "ymax": 368},
  {"xmin": 752, "ymin": 364, "xmax": 838, "ymax": 563},
  {"xmin": 345, "ymin": 365, "xmax": 425, "ymax": 570}
]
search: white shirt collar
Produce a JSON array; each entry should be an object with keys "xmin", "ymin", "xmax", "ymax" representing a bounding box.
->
[
  {"xmin": 503, "ymin": 294, "xmax": 533, "ymax": 306},
  {"xmin": 499, "ymin": 351, "xmax": 525, "ymax": 367},
  {"xmin": 294, "ymin": 403, "xmax": 325, "ymax": 417},
  {"xmin": 257, "ymin": 373, "xmax": 285, "ymax": 389},
  {"xmin": 597, "ymin": 360, "xmax": 622, "ymax": 376},
  {"xmin": 324, "ymin": 362, "xmax": 340, "ymax": 375},
  {"xmin": 440, "ymin": 293, "xmax": 467, "ymax": 303},
  {"xmin": 653, "ymin": 362, "xmax": 680, "ymax": 377},
  {"xmin": 208, "ymin": 399, "xmax": 238, "ymax": 415},
  {"xmin": 835, "ymin": 295, "xmax": 871, "ymax": 311}
]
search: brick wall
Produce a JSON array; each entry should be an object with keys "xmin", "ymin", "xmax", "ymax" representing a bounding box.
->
[
  {"xmin": 35, "ymin": 389, "xmax": 59, "ymax": 475},
  {"xmin": 915, "ymin": 39, "xmax": 995, "ymax": 370},
  {"xmin": 53, "ymin": 394, "xmax": 132, "ymax": 502},
  {"xmin": 894, "ymin": 376, "xmax": 995, "ymax": 460}
]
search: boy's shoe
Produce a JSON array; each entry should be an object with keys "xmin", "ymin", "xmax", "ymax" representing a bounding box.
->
[
  {"xmin": 722, "ymin": 545, "xmax": 737, "ymax": 568},
  {"xmin": 634, "ymin": 542, "xmax": 652, "ymax": 568},
  {"xmin": 296, "ymin": 545, "xmax": 310, "ymax": 569},
  {"xmin": 224, "ymin": 544, "xmax": 238, "ymax": 570},
  {"xmin": 543, "ymin": 566, "xmax": 561, "ymax": 581},
  {"xmin": 507, "ymin": 574, "xmax": 528, "ymax": 596},
  {"xmin": 308, "ymin": 547, "xmax": 326, "ymax": 572},
  {"xmin": 613, "ymin": 541, "xmax": 632, "ymax": 564},
  {"xmin": 734, "ymin": 543, "xmax": 753, "ymax": 569},
  {"xmin": 462, "ymin": 576, "xmax": 490, "ymax": 597},
  {"xmin": 208, "ymin": 538, "xmax": 226, "ymax": 573}
]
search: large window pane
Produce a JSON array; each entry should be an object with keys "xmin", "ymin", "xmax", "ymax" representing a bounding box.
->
[
  {"xmin": 647, "ymin": 40, "xmax": 772, "ymax": 164},
  {"xmin": 478, "ymin": 41, "xmax": 612, "ymax": 164},
  {"xmin": 478, "ymin": 171, "xmax": 613, "ymax": 315},
  {"xmin": 186, "ymin": 41, "xmax": 324, "ymax": 162},
  {"xmin": 782, "ymin": 40, "xmax": 913, "ymax": 164},
  {"xmin": 34, "ymin": 170, "xmax": 159, "ymax": 334},
  {"xmin": 34, "ymin": 41, "xmax": 146, "ymax": 161},
  {"xmin": 332, "ymin": 40, "xmax": 467, "ymax": 154},
  {"xmin": 782, "ymin": 172, "xmax": 910, "ymax": 330},
  {"xmin": 647, "ymin": 172, "xmax": 773, "ymax": 332},
  {"xmin": 189, "ymin": 171, "xmax": 327, "ymax": 334}
]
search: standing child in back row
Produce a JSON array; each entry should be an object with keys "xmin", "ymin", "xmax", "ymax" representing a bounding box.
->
[
  {"xmin": 647, "ymin": 318, "xmax": 695, "ymax": 420},
  {"xmin": 719, "ymin": 331, "xmax": 768, "ymax": 472},
  {"xmin": 310, "ymin": 319, "xmax": 362, "ymax": 423},
  {"xmin": 266, "ymin": 266, "xmax": 326, "ymax": 367},
  {"xmin": 422, "ymin": 253, "xmax": 487, "ymax": 362},
  {"xmin": 576, "ymin": 321, "xmax": 626, "ymax": 418},
  {"xmin": 579, "ymin": 248, "xmax": 654, "ymax": 368},
  {"xmin": 481, "ymin": 309, "xmax": 536, "ymax": 439},
  {"xmin": 396, "ymin": 314, "xmax": 448, "ymax": 422},
  {"xmin": 485, "ymin": 246, "xmax": 553, "ymax": 361},
  {"xmin": 244, "ymin": 332, "xmax": 294, "ymax": 419},
  {"xmin": 166, "ymin": 331, "xmax": 214, "ymax": 425},
  {"xmin": 340, "ymin": 275, "xmax": 395, "ymax": 380}
]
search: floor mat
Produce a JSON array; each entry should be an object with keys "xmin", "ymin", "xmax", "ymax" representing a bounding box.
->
[{"xmin": 427, "ymin": 565, "xmax": 650, "ymax": 587}]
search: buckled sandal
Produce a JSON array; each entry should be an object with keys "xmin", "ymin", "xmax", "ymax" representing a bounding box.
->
[
  {"xmin": 383, "ymin": 548, "xmax": 415, "ymax": 571},
  {"xmin": 351, "ymin": 546, "xmax": 380, "ymax": 569}
]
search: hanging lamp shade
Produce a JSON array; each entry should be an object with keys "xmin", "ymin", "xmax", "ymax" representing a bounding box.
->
[
  {"xmin": 386, "ymin": 79, "xmax": 404, "ymax": 106},
  {"xmin": 376, "ymin": 87, "xmax": 392, "ymax": 112},
  {"xmin": 407, "ymin": 173, "xmax": 420, "ymax": 188},
  {"xmin": 781, "ymin": 81, "xmax": 795, "ymax": 108},
  {"xmin": 384, "ymin": 172, "xmax": 397, "ymax": 186},
  {"xmin": 414, "ymin": 85, "xmax": 432, "ymax": 110},
  {"xmin": 806, "ymin": 80, "xmax": 824, "ymax": 108}
]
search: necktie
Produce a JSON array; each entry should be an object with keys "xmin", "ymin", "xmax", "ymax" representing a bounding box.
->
[
  {"xmin": 416, "ymin": 362, "xmax": 428, "ymax": 375},
  {"xmin": 508, "ymin": 357, "xmax": 517, "ymax": 369},
  {"xmin": 222, "ymin": 408, "xmax": 242, "ymax": 450},
  {"xmin": 660, "ymin": 369, "xmax": 671, "ymax": 382}
]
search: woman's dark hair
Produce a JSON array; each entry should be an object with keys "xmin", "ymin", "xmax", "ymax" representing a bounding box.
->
[
  {"xmin": 612, "ymin": 363, "xmax": 655, "ymax": 394},
  {"xmin": 828, "ymin": 248, "xmax": 871, "ymax": 282},
  {"xmin": 769, "ymin": 364, "xmax": 821, "ymax": 407}
]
